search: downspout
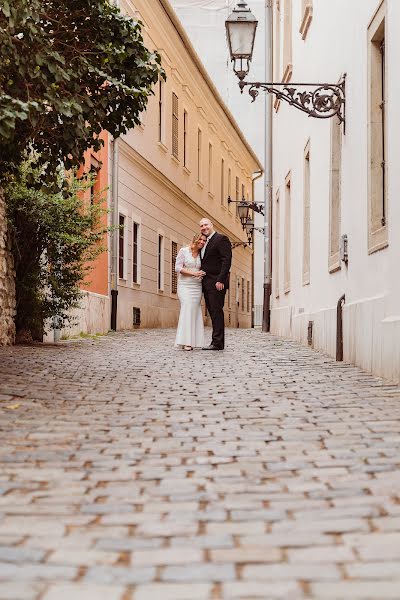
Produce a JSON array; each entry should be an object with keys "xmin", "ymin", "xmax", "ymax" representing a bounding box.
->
[
  {"xmin": 251, "ymin": 169, "xmax": 263, "ymax": 328},
  {"xmin": 262, "ymin": 0, "xmax": 273, "ymax": 332},
  {"xmin": 110, "ymin": 138, "xmax": 119, "ymax": 331},
  {"xmin": 336, "ymin": 294, "xmax": 345, "ymax": 361}
]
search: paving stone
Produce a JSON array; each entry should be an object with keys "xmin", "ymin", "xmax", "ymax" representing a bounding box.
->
[
  {"xmin": 161, "ymin": 562, "xmax": 235, "ymax": 582},
  {"xmin": 222, "ymin": 580, "xmax": 304, "ymax": 598},
  {"xmin": 42, "ymin": 583, "xmax": 126, "ymax": 600},
  {"xmin": 133, "ymin": 582, "xmax": 212, "ymax": 600},
  {"xmin": 47, "ymin": 548, "xmax": 120, "ymax": 566},
  {"xmin": 0, "ymin": 562, "xmax": 77, "ymax": 581},
  {"xmin": 84, "ymin": 565, "xmax": 155, "ymax": 585},
  {"xmin": 310, "ymin": 580, "xmax": 400, "ymax": 599},
  {"xmin": 0, "ymin": 546, "xmax": 45, "ymax": 563},
  {"xmin": 131, "ymin": 547, "xmax": 203, "ymax": 567},
  {"xmin": 0, "ymin": 582, "xmax": 45, "ymax": 600}
]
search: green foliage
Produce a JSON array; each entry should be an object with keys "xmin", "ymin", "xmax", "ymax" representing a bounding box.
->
[
  {"xmin": 6, "ymin": 155, "xmax": 110, "ymax": 337},
  {"xmin": 0, "ymin": 0, "xmax": 164, "ymax": 176}
]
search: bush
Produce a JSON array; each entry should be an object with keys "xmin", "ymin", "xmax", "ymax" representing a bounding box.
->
[{"xmin": 6, "ymin": 155, "xmax": 109, "ymax": 339}]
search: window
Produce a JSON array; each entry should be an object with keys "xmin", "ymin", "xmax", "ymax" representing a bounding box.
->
[
  {"xmin": 274, "ymin": 0, "xmax": 281, "ymax": 81},
  {"xmin": 274, "ymin": 191, "xmax": 280, "ymax": 298},
  {"xmin": 183, "ymin": 110, "xmax": 188, "ymax": 168},
  {"xmin": 208, "ymin": 143, "xmax": 213, "ymax": 194},
  {"xmin": 247, "ymin": 280, "xmax": 250, "ymax": 313},
  {"xmin": 158, "ymin": 235, "xmax": 164, "ymax": 291},
  {"xmin": 132, "ymin": 222, "xmax": 139, "ymax": 284},
  {"xmin": 241, "ymin": 278, "xmax": 245, "ymax": 311},
  {"xmin": 171, "ymin": 241, "xmax": 178, "ymax": 294},
  {"xmin": 303, "ymin": 141, "xmax": 310, "ymax": 285},
  {"xmin": 118, "ymin": 214, "xmax": 126, "ymax": 279},
  {"xmin": 220, "ymin": 159, "xmax": 225, "ymax": 206},
  {"xmin": 235, "ymin": 176, "xmax": 239, "ymax": 216},
  {"xmin": 90, "ymin": 157, "xmax": 99, "ymax": 205},
  {"xmin": 228, "ymin": 168, "xmax": 232, "ymax": 212},
  {"xmin": 158, "ymin": 79, "xmax": 164, "ymax": 143},
  {"xmin": 197, "ymin": 128, "xmax": 202, "ymax": 182},
  {"xmin": 283, "ymin": 0, "xmax": 293, "ymax": 82},
  {"xmin": 329, "ymin": 114, "xmax": 342, "ymax": 272},
  {"xmin": 300, "ymin": 0, "xmax": 313, "ymax": 40},
  {"xmin": 172, "ymin": 92, "xmax": 179, "ymax": 159},
  {"xmin": 284, "ymin": 174, "xmax": 291, "ymax": 294},
  {"xmin": 368, "ymin": 2, "xmax": 387, "ymax": 253}
]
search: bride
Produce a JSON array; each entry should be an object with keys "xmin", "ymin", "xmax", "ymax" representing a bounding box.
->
[{"xmin": 175, "ymin": 233, "xmax": 207, "ymax": 350}]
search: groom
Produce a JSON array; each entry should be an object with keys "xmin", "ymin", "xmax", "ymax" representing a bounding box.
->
[{"xmin": 200, "ymin": 218, "xmax": 232, "ymax": 350}]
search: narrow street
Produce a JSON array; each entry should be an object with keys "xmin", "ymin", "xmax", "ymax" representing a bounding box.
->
[{"xmin": 1, "ymin": 329, "xmax": 400, "ymax": 600}]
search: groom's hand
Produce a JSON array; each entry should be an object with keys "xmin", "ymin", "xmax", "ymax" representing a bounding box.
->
[{"xmin": 216, "ymin": 282, "xmax": 224, "ymax": 291}]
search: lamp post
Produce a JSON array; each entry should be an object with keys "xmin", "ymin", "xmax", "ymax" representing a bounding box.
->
[{"xmin": 225, "ymin": 1, "xmax": 346, "ymax": 125}]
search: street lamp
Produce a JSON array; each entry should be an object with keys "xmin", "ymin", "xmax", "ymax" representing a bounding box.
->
[
  {"xmin": 225, "ymin": 1, "xmax": 258, "ymax": 82},
  {"xmin": 228, "ymin": 196, "xmax": 264, "ymax": 226},
  {"xmin": 225, "ymin": 1, "xmax": 346, "ymax": 125}
]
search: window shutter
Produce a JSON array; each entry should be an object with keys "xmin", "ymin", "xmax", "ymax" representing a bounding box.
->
[{"xmin": 172, "ymin": 93, "xmax": 179, "ymax": 159}]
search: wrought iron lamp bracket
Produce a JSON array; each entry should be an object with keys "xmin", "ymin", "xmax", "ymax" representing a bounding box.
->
[
  {"xmin": 227, "ymin": 197, "xmax": 265, "ymax": 216},
  {"xmin": 239, "ymin": 75, "xmax": 346, "ymax": 128},
  {"xmin": 231, "ymin": 241, "xmax": 250, "ymax": 249}
]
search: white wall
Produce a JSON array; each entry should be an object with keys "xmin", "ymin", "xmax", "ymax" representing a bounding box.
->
[{"xmin": 271, "ymin": 0, "xmax": 400, "ymax": 382}]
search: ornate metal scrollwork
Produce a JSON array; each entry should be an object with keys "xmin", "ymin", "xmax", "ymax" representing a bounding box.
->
[{"xmin": 239, "ymin": 76, "xmax": 346, "ymax": 125}]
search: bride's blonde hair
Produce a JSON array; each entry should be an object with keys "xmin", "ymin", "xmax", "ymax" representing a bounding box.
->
[{"xmin": 190, "ymin": 232, "xmax": 204, "ymax": 252}]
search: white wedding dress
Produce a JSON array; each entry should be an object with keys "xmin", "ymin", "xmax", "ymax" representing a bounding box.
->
[{"xmin": 175, "ymin": 247, "xmax": 205, "ymax": 348}]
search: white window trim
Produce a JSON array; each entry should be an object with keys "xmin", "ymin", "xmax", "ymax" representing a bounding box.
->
[
  {"xmin": 157, "ymin": 229, "xmax": 165, "ymax": 292},
  {"xmin": 118, "ymin": 211, "xmax": 128, "ymax": 282},
  {"xmin": 132, "ymin": 214, "xmax": 142, "ymax": 286},
  {"xmin": 158, "ymin": 79, "xmax": 166, "ymax": 146}
]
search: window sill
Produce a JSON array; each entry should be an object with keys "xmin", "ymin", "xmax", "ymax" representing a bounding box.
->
[
  {"xmin": 157, "ymin": 141, "xmax": 168, "ymax": 153},
  {"xmin": 183, "ymin": 165, "xmax": 191, "ymax": 175},
  {"xmin": 208, "ymin": 191, "xmax": 215, "ymax": 199},
  {"xmin": 368, "ymin": 238, "xmax": 388, "ymax": 255},
  {"xmin": 328, "ymin": 260, "xmax": 341, "ymax": 274},
  {"xmin": 300, "ymin": 4, "xmax": 313, "ymax": 40},
  {"xmin": 171, "ymin": 154, "xmax": 180, "ymax": 165},
  {"xmin": 197, "ymin": 180, "xmax": 204, "ymax": 189}
]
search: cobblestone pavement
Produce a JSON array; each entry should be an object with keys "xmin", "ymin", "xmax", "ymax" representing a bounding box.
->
[{"xmin": 1, "ymin": 328, "xmax": 400, "ymax": 600}]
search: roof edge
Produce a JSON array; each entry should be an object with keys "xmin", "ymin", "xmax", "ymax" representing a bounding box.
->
[{"xmin": 158, "ymin": 0, "xmax": 263, "ymax": 173}]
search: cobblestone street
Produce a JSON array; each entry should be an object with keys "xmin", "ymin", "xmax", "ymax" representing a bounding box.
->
[{"xmin": 1, "ymin": 329, "xmax": 400, "ymax": 599}]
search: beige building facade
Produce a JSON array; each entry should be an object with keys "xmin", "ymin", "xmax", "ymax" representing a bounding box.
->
[{"xmin": 114, "ymin": 0, "xmax": 262, "ymax": 332}]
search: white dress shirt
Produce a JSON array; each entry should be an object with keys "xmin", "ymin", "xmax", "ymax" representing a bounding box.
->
[{"xmin": 201, "ymin": 230, "xmax": 216, "ymax": 259}]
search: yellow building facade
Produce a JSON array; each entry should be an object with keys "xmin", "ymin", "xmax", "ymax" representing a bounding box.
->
[{"xmin": 114, "ymin": 0, "xmax": 262, "ymax": 331}]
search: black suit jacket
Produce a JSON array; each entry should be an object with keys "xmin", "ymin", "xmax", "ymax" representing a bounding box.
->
[{"xmin": 201, "ymin": 232, "xmax": 232, "ymax": 290}]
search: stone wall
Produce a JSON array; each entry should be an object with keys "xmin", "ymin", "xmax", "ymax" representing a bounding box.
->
[{"xmin": 0, "ymin": 191, "xmax": 16, "ymax": 345}]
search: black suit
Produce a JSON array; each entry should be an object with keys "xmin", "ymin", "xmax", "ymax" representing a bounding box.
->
[{"xmin": 201, "ymin": 232, "xmax": 232, "ymax": 349}]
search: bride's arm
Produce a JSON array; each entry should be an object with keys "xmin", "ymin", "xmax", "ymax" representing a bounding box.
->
[{"xmin": 175, "ymin": 248, "xmax": 203, "ymax": 277}]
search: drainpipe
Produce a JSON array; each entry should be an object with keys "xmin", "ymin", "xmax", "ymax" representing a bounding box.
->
[
  {"xmin": 336, "ymin": 294, "xmax": 345, "ymax": 361},
  {"xmin": 262, "ymin": 0, "xmax": 273, "ymax": 332},
  {"xmin": 110, "ymin": 138, "xmax": 119, "ymax": 331},
  {"xmin": 251, "ymin": 169, "xmax": 263, "ymax": 328}
]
